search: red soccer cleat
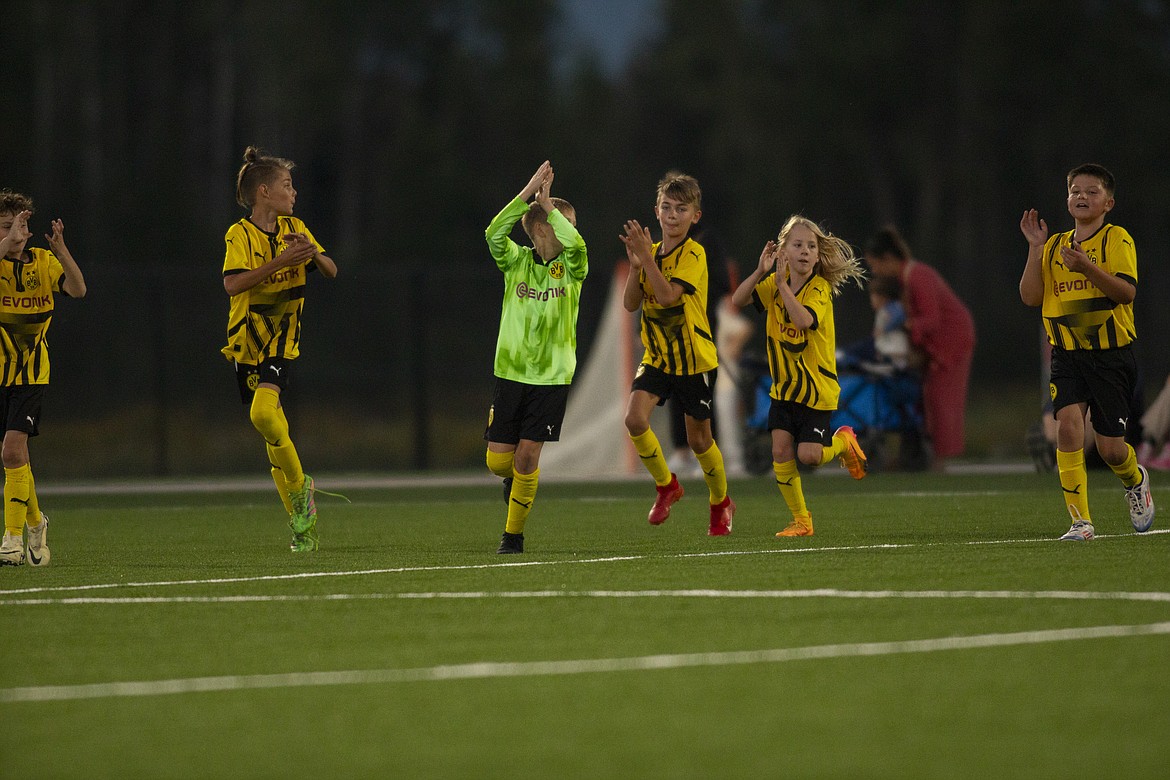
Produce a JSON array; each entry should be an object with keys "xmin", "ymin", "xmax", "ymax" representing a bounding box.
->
[
  {"xmin": 708, "ymin": 495, "xmax": 735, "ymax": 536},
  {"xmin": 648, "ymin": 474, "xmax": 684, "ymax": 525}
]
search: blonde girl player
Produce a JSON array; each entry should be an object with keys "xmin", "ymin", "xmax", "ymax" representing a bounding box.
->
[
  {"xmin": 730, "ymin": 216, "xmax": 867, "ymax": 537},
  {"xmin": 222, "ymin": 147, "xmax": 337, "ymax": 552},
  {"xmin": 0, "ymin": 191, "xmax": 86, "ymax": 566},
  {"xmin": 620, "ymin": 172, "xmax": 735, "ymax": 537}
]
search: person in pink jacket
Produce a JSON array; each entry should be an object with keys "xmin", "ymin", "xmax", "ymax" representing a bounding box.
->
[{"xmin": 864, "ymin": 226, "xmax": 975, "ymax": 471}]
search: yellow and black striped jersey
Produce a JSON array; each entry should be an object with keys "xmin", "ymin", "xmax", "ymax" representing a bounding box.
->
[
  {"xmin": 636, "ymin": 237, "xmax": 718, "ymax": 375},
  {"xmin": 1040, "ymin": 224, "xmax": 1137, "ymax": 350},
  {"xmin": 221, "ymin": 216, "xmax": 323, "ymax": 364},
  {"xmin": 751, "ymin": 271, "xmax": 839, "ymax": 410},
  {"xmin": 0, "ymin": 248, "xmax": 67, "ymax": 386}
]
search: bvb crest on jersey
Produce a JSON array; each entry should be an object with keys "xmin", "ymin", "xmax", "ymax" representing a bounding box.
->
[
  {"xmin": 23, "ymin": 268, "xmax": 41, "ymax": 291},
  {"xmin": 548, "ymin": 260, "xmax": 565, "ymax": 280},
  {"xmin": 247, "ymin": 372, "xmax": 260, "ymax": 391}
]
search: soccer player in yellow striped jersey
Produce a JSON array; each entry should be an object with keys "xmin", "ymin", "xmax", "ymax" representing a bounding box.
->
[
  {"xmin": 0, "ymin": 191, "xmax": 87, "ymax": 566},
  {"xmin": 1021, "ymin": 163, "xmax": 1154, "ymax": 541},
  {"xmin": 222, "ymin": 147, "xmax": 337, "ymax": 552},
  {"xmin": 731, "ymin": 216, "xmax": 867, "ymax": 538},
  {"xmin": 620, "ymin": 172, "xmax": 734, "ymax": 536}
]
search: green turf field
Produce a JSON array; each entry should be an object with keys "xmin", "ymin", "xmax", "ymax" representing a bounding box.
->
[{"xmin": 3, "ymin": 470, "xmax": 1169, "ymax": 779}]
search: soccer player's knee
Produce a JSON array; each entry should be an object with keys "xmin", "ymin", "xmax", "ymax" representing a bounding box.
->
[
  {"xmin": 486, "ymin": 449, "xmax": 514, "ymax": 479},
  {"xmin": 249, "ymin": 399, "xmax": 286, "ymax": 442},
  {"xmin": 625, "ymin": 411, "xmax": 649, "ymax": 436},
  {"xmin": 798, "ymin": 450, "xmax": 822, "ymax": 467}
]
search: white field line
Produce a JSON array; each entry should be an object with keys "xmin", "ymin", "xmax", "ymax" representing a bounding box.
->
[
  {"xmin": 3, "ymin": 620, "xmax": 1168, "ymax": 703},
  {"xmin": 4, "ymin": 588, "xmax": 1170, "ymax": 607},
  {"xmin": 2, "ymin": 528, "xmax": 1167, "ymax": 598}
]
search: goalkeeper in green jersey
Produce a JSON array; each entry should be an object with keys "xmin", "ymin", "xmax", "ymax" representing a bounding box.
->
[{"xmin": 483, "ymin": 161, "xmax": 588, "ymax": 554}]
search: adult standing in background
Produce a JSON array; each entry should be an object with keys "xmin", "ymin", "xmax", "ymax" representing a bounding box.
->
[{"xmin": 864, "ymin": 225, "xmax": 975, "ymax": 471}]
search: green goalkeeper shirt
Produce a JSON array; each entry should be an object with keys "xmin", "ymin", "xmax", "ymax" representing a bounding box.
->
[{"xmin": 485, "ymin": 196, "xmax": 588, "ymax": 385}]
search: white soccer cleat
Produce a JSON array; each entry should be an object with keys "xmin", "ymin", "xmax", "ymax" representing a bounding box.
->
[
  {"xmin": 0, "ymin": 531, "xmax": 25, "ymax": 565},
  {"xmin": 26, "ymin": 512, "xmax": 50, "ymax": 566},
  {"xmin": 1125, "ymin": 465, "xmax": 1155, "ymax": 533},
  {"xmin": 1060, "ymin": 505, "xmax": 1094, "ymax": 541}
]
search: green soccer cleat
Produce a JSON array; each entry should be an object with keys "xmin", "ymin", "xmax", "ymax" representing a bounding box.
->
[
  {"xmin": 289, "ymin": 524, "xmax": 319, "ymax": 553},
  {"xmin": 289, "ymin": 474, "xmax": 318, "ymax": 535}
]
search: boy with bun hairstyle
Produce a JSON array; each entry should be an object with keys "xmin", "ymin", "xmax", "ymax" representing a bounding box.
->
[{"xmin": 222, "ymin": 147, "xmax": 337, "ymax": 552}]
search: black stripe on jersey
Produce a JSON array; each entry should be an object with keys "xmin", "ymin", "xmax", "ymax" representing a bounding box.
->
[
  {"xmin": 1117, "ymin": 272, "xmax": 1137, "ymax": 288},
  {"xmin": 795, "ymin": 357, "xmax": 819, "ymax": 407},
  {"xmin": 223, "ymin": 268, "xmax": 246, "ymax": 277},
  {"xmin": 805, "ymin": 306, "xmax": 819, "ymax": 330},
  {"xmin": 226, "ymin": 316, "xmax": 245, "ymax": 338},
  {"xmin": 0, "ymin": 311, "xmax": 53, "ymax": 327},
  {"xmin": 818, "ymin": 366, "xmax": 837, "ymax": 381},
  {"xmin": 694, "ymin": 325, "xmax": 714, "ymax": 343},
  {"xmin": 242, "ymin": 223, "xmax": 256, "ymax": 260},
  {"xmin": 272, "ymin": 312, "xmax": 293, "ymax": 359}
]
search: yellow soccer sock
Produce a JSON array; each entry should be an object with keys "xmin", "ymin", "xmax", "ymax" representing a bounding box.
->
[
  {"xmin": 1109, "ymin": 444, "xmax": 1141, "ymax": 488},
  {"xmin": 3, "ymin": 464, "xmax": 31, "ymax": 535},
  {"xmin": 695, "ymin": 441, "xmax": 727, "ymax": 504},
  {"xmin": 630, "ymin": 429, "xmax": 672, "ymax": 486},
  {"xmin": 269, "ymin": 458, "xmax": 294, "ymax": 516},
  {"xmin": 1056, "ymin": 448, "xmax": 1091, "ymax": 521},
  {"xmin": 486, "ymin": 449, "xmax": 515, "ymax": 480},
  {"xmin": 819, "ymin": 434, "xmax": 844, "ymax": 466},
  {"xmin": 251, "ymin": 387, "xmax": 305, "ymax": 490},
  {"xmin": 505, "ymin": 468, "xmax": 539, "ymax": 534},
  {"xmin": 773, "ymin": 460, "xmax": 809, "ymax": 519},
  {"xmin": 26, "ymin": 468, "xmax": 42, "ymax": 525}
]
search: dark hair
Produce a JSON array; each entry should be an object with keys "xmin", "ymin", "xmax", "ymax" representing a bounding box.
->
[
  {"xmin": 0, "ymin": 189, "xmax": 34, "ymax": 216},
  {"xmin": 1066, "ymin": 163, "xmax": 1115, "ymax": 196},
  {"xmin": 864, "ymin": 224, "xmax": 912, "ymax": 261},
  {"xmin": 869, "ymin": 274, "xmax": 902, "ymax": 300},
  {"xmin": 235, "ymin": 146, "xmax": 295, "ymax": 208}
]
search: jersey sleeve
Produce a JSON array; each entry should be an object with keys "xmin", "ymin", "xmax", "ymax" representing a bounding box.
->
[
  {"xmin": 1108, "ymin": 226, "xmax": 1138, "ymax": 285},
  {"xmin": 547, "ymin": 208, "xmax": 587, "ymax": 281},
  {"xmin": 44, "ymin": 250, "xmax": 67, "ymax": 294},
  {"xmin": 670, "ymin": 242, "xmax": 705, "ymax": 295},
  {"xmin": 223, "ymin": 224, "xmax": 251, "ymax": 275},
  {"xmin": 750, "ymin": 273, "xmax": 777, "ymax": 312},
  {"xmin": 297, "ymin": 221, "xmax": 326, "ymax": 256},
  {"xmin": 485, "ymin": 197, "xmax": 530, "ymax": 272},
  {"xmin": 803, "ymin": 278, "xmax": 832, "ymax": 330}
]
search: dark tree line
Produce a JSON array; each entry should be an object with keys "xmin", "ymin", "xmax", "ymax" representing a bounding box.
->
[{"xmin": 7, "ymin": 1, "xmax": 1170, "ymax": 468}]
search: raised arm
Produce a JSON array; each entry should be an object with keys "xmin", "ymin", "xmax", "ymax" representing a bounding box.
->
[
  {"xmin": 731, "ymin": 241, "xmax": 776, "ymax": 307},
  {"xmin": 44, "ymin": 219, "xmax": 87, "ymax": 298},
  {"xmin": 620, "ymin": 220, "xmax": 682, "ymax": 306},
  {"xmin": 1019, "ymin": 209, "xmax": 1047, "ymax": 307}
]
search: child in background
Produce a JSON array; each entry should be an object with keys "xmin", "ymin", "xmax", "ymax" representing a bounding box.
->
[
  {"xmin": 730, "ymin": 216, "xmax": 867, "ymax": 537},
  {"xmin": 0, "ymin": 191, "xmax": 87, "ymax": 566}
]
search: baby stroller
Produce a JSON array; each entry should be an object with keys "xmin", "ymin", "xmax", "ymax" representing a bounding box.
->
[{"xmin": 832, "ymin": 355, "xmax": 927, "ymax": 471}]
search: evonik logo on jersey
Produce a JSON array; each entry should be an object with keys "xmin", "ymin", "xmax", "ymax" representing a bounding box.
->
[
  {"xmin": 266, "ymin": 266, "xmax": 301, "ymax": 285},
  {"xmin": 2, "ymin": 294, "xmax": 52, "ymax": 309},
  {"xmin": 516, "ymin": 283, "xmax": 567, "ymax": 302}
]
